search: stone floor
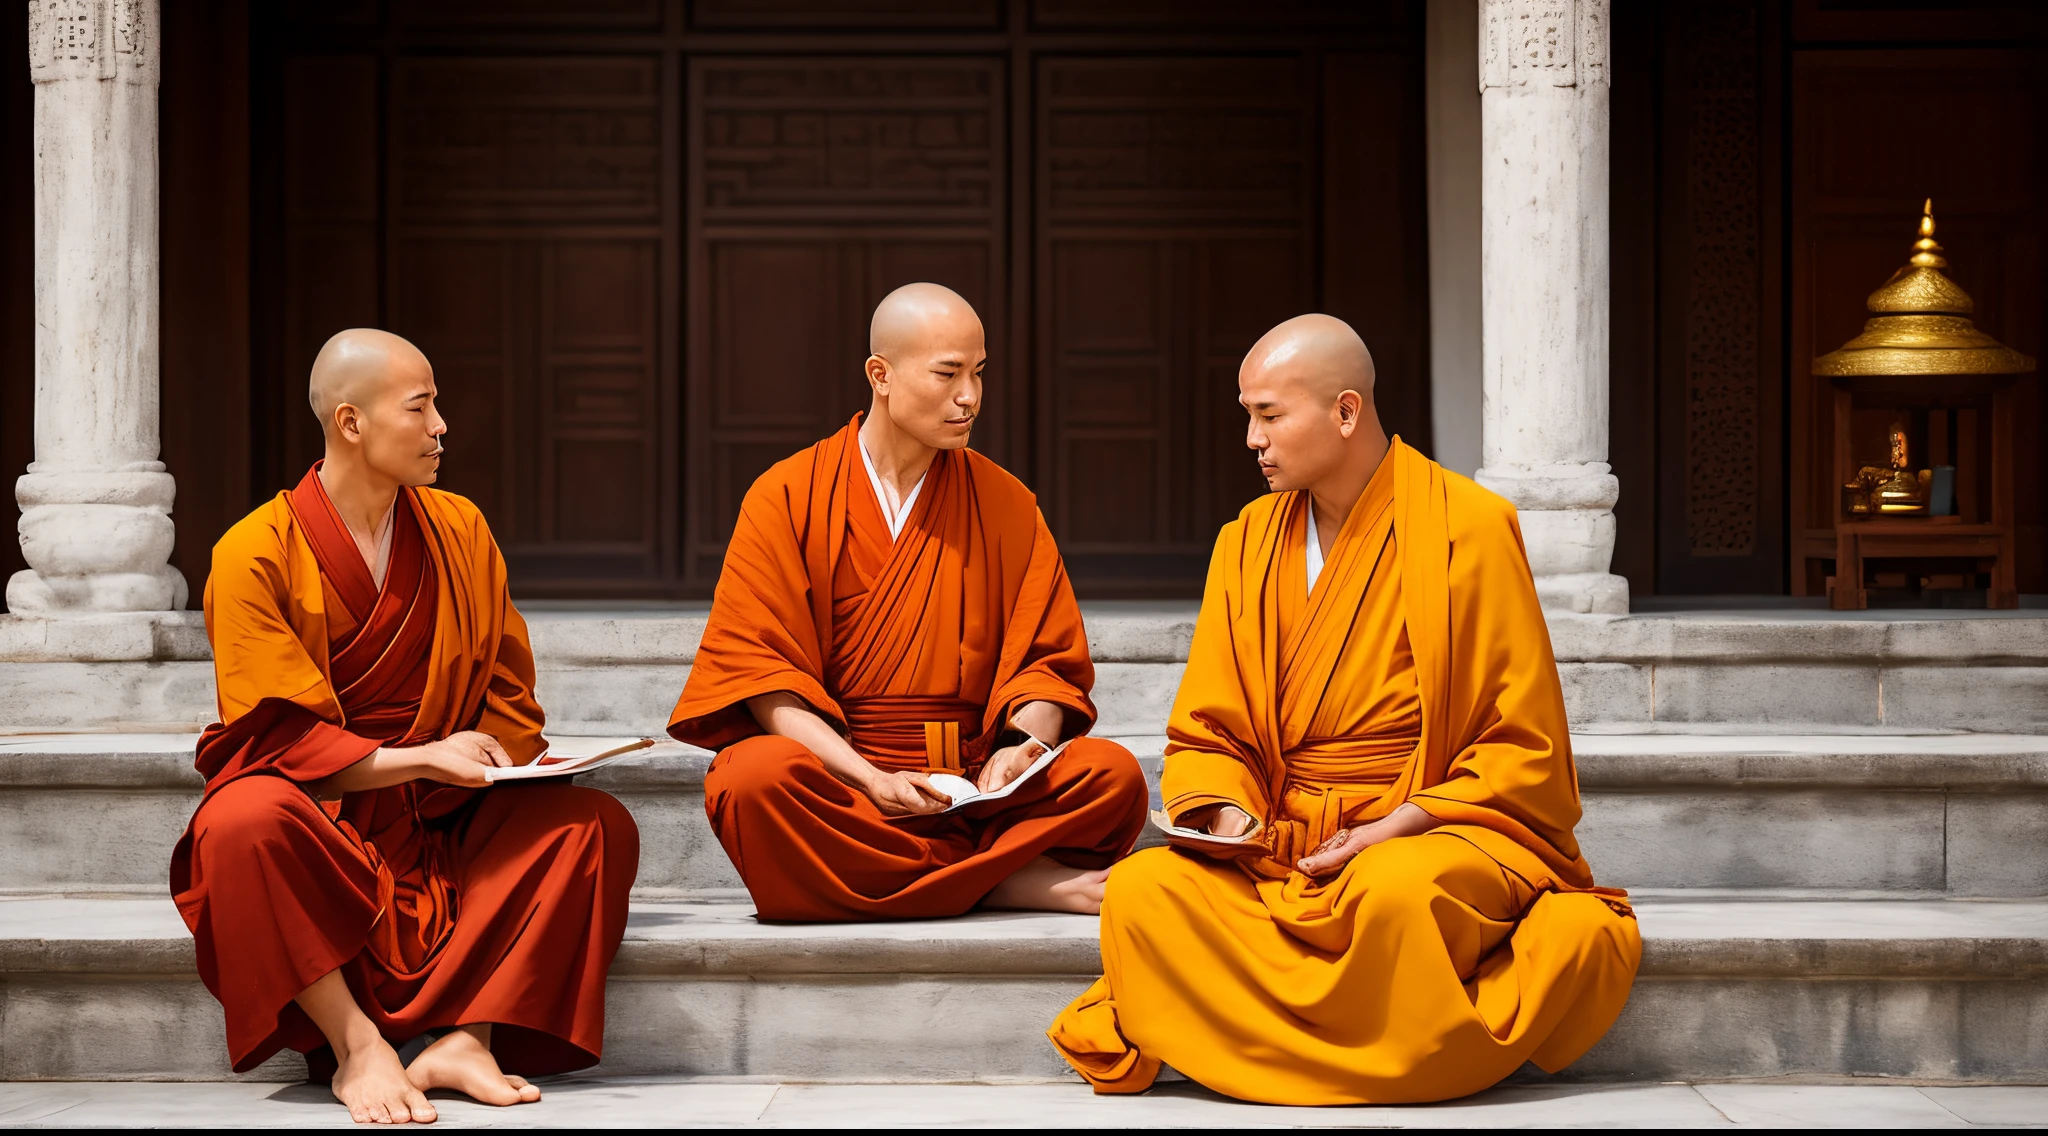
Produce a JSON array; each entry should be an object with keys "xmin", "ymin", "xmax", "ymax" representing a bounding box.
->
[{"xmin": 0, "ymin": 1079, "xmax": 2042, "ymax": 1128}]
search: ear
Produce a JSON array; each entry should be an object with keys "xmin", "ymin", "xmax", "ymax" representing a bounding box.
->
[
  {"xmin": 334, "ymin": 402, "xmax": 365, "ymax": 445},
  {"xmin": 865, "ymin": 354, "xmax": 890, "ymax": 397},
  {"xmin": 1335, "ymin": 390, "xmax": 1361, "ymax": 438}
]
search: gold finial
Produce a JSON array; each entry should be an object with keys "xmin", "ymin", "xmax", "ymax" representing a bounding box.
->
[
  {"xmin": 1813, "ymin": 198, "xmax": 2035, "ymax": 377},
  {"xmin": 1910, "ymin": 198, "xmax": 1947, "ymax": 268}
]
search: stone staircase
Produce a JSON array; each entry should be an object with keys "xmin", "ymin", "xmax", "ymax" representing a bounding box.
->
[{"xmin": 2, "ymin": 603, "xmax": 2046, "ymax": 1085}]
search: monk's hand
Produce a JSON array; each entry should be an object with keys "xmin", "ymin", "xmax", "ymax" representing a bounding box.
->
[
  {"xmin": 863, "ymin": 769, "xmax": 952, "ymax": 817},
  {"xmin": 409, "ymin": 730, "xmax": 514, "ymax": 788},
  {"xmin": 1167, "ymin": 804, "xmax": 1258, "ymax": 858},
  {"xmin": 1295, "ymin": 804, "xmax": 1440, "ymax": 877},
  {"xmin": 976, "ymin": 741, "xmax": 1044, "ymax": 794},
  {"xmin": 1296, "ymin": 824, "xmax": 1379, "ymax": 879}
]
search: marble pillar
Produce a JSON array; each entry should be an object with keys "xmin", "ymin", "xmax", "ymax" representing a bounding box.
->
[
  {"xmin": 15, "ymin": 0, "xmax": 183, "ymax": 616},
  {"xmin": 1475, "ymin": 0, "xmax": 1627, "ymax": 614}
]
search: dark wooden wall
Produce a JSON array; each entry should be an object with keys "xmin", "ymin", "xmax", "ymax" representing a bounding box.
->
[
  {"xmin": 1610, "ymin": 0, "xmax": 2046, "ymax": 597},
  {"xmin": 236, "ymin": 0, "xmax": 1429, "ymax": 600},
  {"xmin": 1, "ymin": 32, "xmax": 34, "ymax": 598}
]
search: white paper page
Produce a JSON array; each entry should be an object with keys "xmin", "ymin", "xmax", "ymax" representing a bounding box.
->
[
  {"xmin": 1147, "ymin": 808, "xmax": 1263, "ymax": 846},
  {"xmin": 924, "ymin": 741, "xmax": 1067, "ymax": 812},
  {"xmin": 484, "ymin": 737, "xmax": 657, "ymax": 783}
]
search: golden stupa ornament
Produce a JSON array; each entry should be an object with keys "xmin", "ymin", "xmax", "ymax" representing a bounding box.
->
[{"xmin": 1814, "ymin": 201, "xmax": 2037, "ymax": 377}]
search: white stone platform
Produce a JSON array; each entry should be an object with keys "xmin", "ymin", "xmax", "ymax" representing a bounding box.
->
[
  {"xmin": 4, "ymin": 604, "xmax": 2047, "ymax": 1092},
  {"xmin": 1, "ymin": 1079, "xmax": 2041, "ymax": 1128},
  {"xmin": 4, "ymin": 604, "xmax": 2048, "ymax": 734},
  {"xmin": 3, "ymin": 893, "xmax": 2045, "ymax": 1084},
  {"xmin": 9, "ymin": 731, "xmax": 2046, "ymax": 897}
]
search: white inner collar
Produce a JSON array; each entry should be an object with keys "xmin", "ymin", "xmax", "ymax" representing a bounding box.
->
[
  {"xmin": 860, "ymin": 441, "xmax": 928, "ymax": 541},
  {"xmin": 366, "ymin": 502, "xmax": 396, "ymax": 591},
  {"xmin": 1305, "ymin": 500, "xmax": 1325, "ymax": 594}
]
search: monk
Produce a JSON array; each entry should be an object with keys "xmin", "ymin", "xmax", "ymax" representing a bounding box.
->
[
  {"xmin": 169, "ymin": 329, "xmax": 640, "ymax": 1125},
  {"xmin": 1047, "ymin": 315, "xmax": 1640, "ymax": 1105},
  {"xmin": 669, "ymin": 282, "xmax": 1146, "ymax": 921}
]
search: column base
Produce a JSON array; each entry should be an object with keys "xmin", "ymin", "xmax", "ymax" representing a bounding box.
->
[
  {"xmin": 1534, "ymin": 571, "xmax": 1630, "ymax": 615},
  {"xmin": 0, "ymin": 608, "xmax": 205, "ymax": 662},
  {"xmin": 6, "ymin": 565, "xmax": 188, "ymax": 617}
]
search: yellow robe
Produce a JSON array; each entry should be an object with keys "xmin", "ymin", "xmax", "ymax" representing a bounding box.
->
[{"xmin": 1047, "ymin": 440, "xmax": 1640, "ymax": 1105}]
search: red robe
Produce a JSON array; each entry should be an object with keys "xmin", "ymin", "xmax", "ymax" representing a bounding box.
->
[
  {"xmin": 669, "ymin": 417, "xmax": 1146, "ymax": 921},
  {"xmin": 169, "ymin": 465, "xmax": 639, "ymax": 1075}
]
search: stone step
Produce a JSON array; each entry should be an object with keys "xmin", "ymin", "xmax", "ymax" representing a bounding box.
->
[
  {"xmin": 3, "ymin": 605, "xmax": 2048, "ymax": 733},
  {"xmin": 2, "ymin": 894, "xmax": 2043, "ymax": 1083},
  {"xmin": 5, "ymin": 732, "xmax": 2046, "ymax": 898}
]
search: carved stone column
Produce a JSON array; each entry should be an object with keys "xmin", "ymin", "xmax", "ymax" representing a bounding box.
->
[
  {"xmin": 15, "ymin": 0, "xmax": 183, "ymax": 615},
  {"xmin": 1475, "ymin": 0, "xmax": 1627, "ymax": 614}
]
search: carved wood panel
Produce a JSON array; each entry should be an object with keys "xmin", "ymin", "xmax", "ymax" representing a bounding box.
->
[
  {"xmin": 1031, "ymin": 0, "xmax": 1405, "ymax": 30},
  {"xmin": 393, "ymin": 0, "xmax": 662, "ymax": 30},
  {"xmin": 388, "ymin": 56, "xmax": 670, "ymax": 588},
  {"xmin": 245, "ymin": 17, "xmax": 1426, "ymax": 599},
  {"xmin": 697, "ymin": 58, "xmax": 998, "ymax": 220},
  {"xmin": 685, "ymin": 57, "xmax": 1004, "ymax": 585},
  {"xmin": 1680, "ymin": 2, "xmax": 1762, "ymax": 560},
  {"xmin": 692, "ymin": 0, "xmax": 999, "ymax": 30},
  {"xmin": 1038, "ymin": 56, "xmax": 1319, "ymax": 587},
  {"xmin": 274, "ymin": 55, "xmax": 381, "ymax": 489},
  {"xmin": 394, "ymin": 58, "xmax": 662, "ymax": 222}
]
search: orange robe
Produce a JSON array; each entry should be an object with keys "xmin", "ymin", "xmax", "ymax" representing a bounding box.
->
[
  {"xmin": 169, "ymin": 465, "xmax": 639, "ymax": 1076},
  {"xmin": 1048, "ymin": 440, "xmax": 1640, "ymax": 1105},
  {"xmin": 669, "ymin": 416, "xmax": 1146, "ymax": 921}
]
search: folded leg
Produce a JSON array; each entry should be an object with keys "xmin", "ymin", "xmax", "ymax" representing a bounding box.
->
[
  {"xmin": 705, "ymin": 734, "xmax": 1146, "ymax": 921},
  {"xmin": 176, "ymin": 774, "xmax": 383, "ymax": 1070}
]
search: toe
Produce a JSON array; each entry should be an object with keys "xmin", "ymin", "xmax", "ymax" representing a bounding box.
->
[{"xmin": 407, "ymin": 1089, "xmax": 438, "ymax": 1123}]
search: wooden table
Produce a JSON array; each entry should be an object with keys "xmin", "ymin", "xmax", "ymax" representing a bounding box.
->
[{"xmin": 1828, "ymin": 373, "xmax": 2019, "ymax": 610}]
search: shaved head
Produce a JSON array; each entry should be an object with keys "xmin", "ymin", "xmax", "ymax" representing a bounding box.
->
[
  {"xmin": 1241, "ymin": 314, "xmax": 1376, "ymax": 405},
  {"xmin": 869, "ymin": 282, "xmax": 980, "ymax": 358},
  {"xmin": 862, "ymin": 282, "xmax": 986, "ymax": 454},
  {"xmin": 1239, "ymin": 313, "xmax": 1387, "ymax": 498},
  {"xmin": 308, "ymin": 327, "xmax": 448, "ymax": 490},
  {"xmin": 309, "ymin": 328, "xmax": 433, "ymax": 436}
]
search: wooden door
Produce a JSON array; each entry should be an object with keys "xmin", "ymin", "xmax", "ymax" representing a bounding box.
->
[
  {"xmin": 683, "ymin": 56, "xmax": 1008, "ymax": 586},
  {"xmin": 248, "ymin": 1, "xmax": 1427, "ymax": 600}
]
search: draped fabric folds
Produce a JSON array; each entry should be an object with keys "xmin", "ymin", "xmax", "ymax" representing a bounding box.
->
[
  {"xmin": 170, "ymin": 465, "xmax": 638, "ymax": 1075},
  {"xmin": 1048, "ymin": 440, "xmax": 1640, "ymax": 1104},
  {"xmin": 671, "ymin": 417, "xmax": 1147, "ymax": 920}
]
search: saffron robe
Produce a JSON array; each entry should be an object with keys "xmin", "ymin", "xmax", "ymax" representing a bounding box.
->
[
  {"xmin": 1048, "ymin": 440, "xmax": 1641, "ymax": 1105},
  {"xmin": 669, "ymin": 416, "xmax": 1146, "ymax": 921},
  {"xmin": 169, "ymin": 466, "xmax": 639, "ymax": 1075}
]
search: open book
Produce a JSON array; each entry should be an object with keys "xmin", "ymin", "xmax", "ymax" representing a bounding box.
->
[
  {"xmin": 922, "ymin": 739, "xmax": 1070, "ymax": 813},
  {"xmin": 1149, "ymin": 808, "xmax": 1264, "ymax": 851},
  {"xmin": 484, "ymin": 737, "xmax": 659, "ymax": 783}
]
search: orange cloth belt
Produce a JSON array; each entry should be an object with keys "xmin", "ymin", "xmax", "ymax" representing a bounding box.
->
[
  {"xmin": 1260, "ymin": 735, "xmax": 1418, "ymax": 869},
  {"xmin": 842, "ymin": 696, "xmax": 980, "ymax": 773}
]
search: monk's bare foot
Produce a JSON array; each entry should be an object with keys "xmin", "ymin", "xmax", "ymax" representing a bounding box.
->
[
  {"xmin": 333, "ymin": 1033, "xmax": 437, "ymax": 1125},
  {"xmin": 982, "ymin": 855, "xmax": 1110, "ymax": 914},
  {"xmin": 405, "ymin": 1025, "xmax": 541, "ymax": 1107}
]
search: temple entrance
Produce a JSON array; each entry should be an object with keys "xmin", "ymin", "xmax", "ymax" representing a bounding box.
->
[{"xmin": 243, "ymin": 3, "xmax": 1430, "ymax": 599}]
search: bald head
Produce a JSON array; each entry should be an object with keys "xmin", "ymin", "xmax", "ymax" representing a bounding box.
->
[
  {"xmin": 1241, "ymin": 314, "xmax": 1376, "ymax": 404},
  {"xmin": 869, "ymin": 282, "xmax": 981, "ymax": 359},
  {"xmin": 308, "ymin": 328, "xmax": 448, "ymax": 489},
  {"xmin": 862, "ymin": 283, "xmax": 986, "ymax": 454},
  {"xmin": 1238, "ymin": 314, "xmax": 1387, "ymax": 497},
  {"xmin": 309, "ymin": 329, "xmax": 433, "ymax": 435}
]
